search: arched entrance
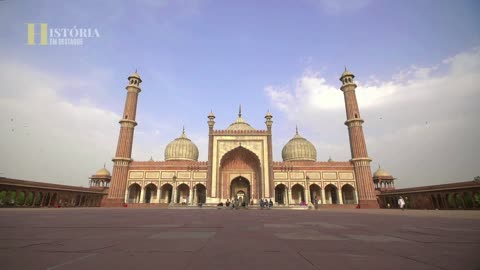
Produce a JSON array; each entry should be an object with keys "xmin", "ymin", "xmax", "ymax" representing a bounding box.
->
[
  {"xmin": 194, "ymin": 184, "xmax": 206, "ymax": 204},
  {"xmin": 160, "ymin": 184, "xmax": 173, "ymax": 203},
  {"xmin": 309, "ymin": 184, "xmax": 321, "ymax": 204},
  {"xmin": 144, "ymin": 183, "xmax": 157, "ymax": 203},
  {"xmin": 220, "ymin": 146, "xmax": 261, "ymax": 202},
  {"xmin": 291, "ymin": 184, "xmax": 305, "ymax": 205},
  {"xmin": 230, "ymin": 177, "xmax": 250, "ymax": 204},
  {"xmin": 275, "ymin": 184, "xmax": 287, "ymax": 205},
  {"xmin": 325, "ymin": 184, "xmax": 338, "ymax": 204},
  {"xmin": 127, "ymin": 183, "xmax": 141, "ymax": 203},
  {"xmin": 177, "ymin": 184, "xmax": 190, "ymax": 204},
  {"xmin": 341, "ymin": 184, "xmax": 356, "ymax": 204}
]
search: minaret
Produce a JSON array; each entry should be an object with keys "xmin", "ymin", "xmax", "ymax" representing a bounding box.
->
[
  {"xmin": 339, "ymin": 68, "xmax": 378, "ymax": 208},
  {"xmin": 206, "ymin": 110, "xmax": 215, "ymax": 198},
  {"xmin": 265, "ymin": 111, "xmax": 274, "ymax": 198},
  {"xmin": 103, "ymin": 71, "xmax": 142, "ymax": 207}
]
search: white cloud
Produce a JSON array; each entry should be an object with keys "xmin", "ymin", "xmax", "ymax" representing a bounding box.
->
[
  {"xmin": 0, "ymin": 63, "xmax": 121, "ymax": 186},
  {"xmin": 265, "ymin": 47, "xmax": 480, "ymax": 188}
]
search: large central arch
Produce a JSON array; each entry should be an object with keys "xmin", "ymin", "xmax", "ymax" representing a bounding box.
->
[
  {"xmin": 219, "ymin": 146, "xmax": 261, "ymax": 202},
  {"xmin": 230, "ymin": 177, "xmax": 251, "ymax": 204}
]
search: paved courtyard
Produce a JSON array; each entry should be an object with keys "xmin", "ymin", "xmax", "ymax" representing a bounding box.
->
[{"xmin": 1, "ymin": 208, "xmax": 479, "ymax": 270}]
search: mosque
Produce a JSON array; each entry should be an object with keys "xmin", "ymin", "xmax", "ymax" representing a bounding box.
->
[{"xmin": 99, "ymin": 69, "xmax": 386, "ymax": 208}]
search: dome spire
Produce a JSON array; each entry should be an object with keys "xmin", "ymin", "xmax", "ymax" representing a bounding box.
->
[
  {"xmin": 238, "ymin": 104, "xmax": 242, "ymax": 117},
  {"xmin": 181, "ymin": 126, "xmax": 186, "ymax": 138},
  {"xmin": 296, "ymin": 125, "xmax": 299, "ymax": 135}
]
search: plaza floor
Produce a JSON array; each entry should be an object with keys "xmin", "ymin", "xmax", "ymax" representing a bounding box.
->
[{"xmin": 1, "ymin": 208, "xmax": 479, "ymax": 270}]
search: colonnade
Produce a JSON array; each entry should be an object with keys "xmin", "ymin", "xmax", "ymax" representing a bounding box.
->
[
  {"xmin": 126, "ymin": 182, "xmax": 207, "ymax": 205},
  {"xmin": 274, "ymin": 183, "xmax": 357, "ymax": 205},
  {"xmin": 0, "ymin": 188, "xmax": 104, "ymax": 208}
]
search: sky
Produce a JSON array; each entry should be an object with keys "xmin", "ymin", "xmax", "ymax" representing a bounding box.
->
[{"xmin": 0, "ymin": 0, "xmax": 479, "ymax": 188}]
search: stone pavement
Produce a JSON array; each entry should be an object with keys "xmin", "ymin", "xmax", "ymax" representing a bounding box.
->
[{"xmin": 1, "ymin": 208, "xmax": 479, "ymax": 270}]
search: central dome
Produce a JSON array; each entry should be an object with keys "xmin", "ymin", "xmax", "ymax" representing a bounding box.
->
[
  {"xmin": 282, "ymin": 127, "xmax": 317, "ymax": 162},
  {"xmin": 164, "ymin": 128, "xmax": 199, "ymax": 161},
  {"xmin": 226, "ymin": 105, "xmax": 255, "ymax": 131}
]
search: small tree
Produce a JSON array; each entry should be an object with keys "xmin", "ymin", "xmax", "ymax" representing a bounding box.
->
[{"xmin": 474, "ymin": 176, "xmax": 480, "ymax": 182}]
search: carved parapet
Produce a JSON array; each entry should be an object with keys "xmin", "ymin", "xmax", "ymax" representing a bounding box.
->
[
  {"xmin": 112, "ymin": 157, "xmax": 132, "ymax": 166},
  {"xmin": 125, "ymin": 84, "xmax": 141, "ymax": 93},
  {"xmin": 350, "ymin": 157, "xmax": 372, "ymax": 166}
]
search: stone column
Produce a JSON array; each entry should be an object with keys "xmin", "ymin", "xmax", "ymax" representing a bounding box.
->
[
  {"xmin": 124, "ymin": 187, "xmax": 129, "ymax": 203},
  {"xmin": 192, "ymin": 187, "xmax": 197, "ymax": 205},
  {"xmin": 321, "ymin": 187, "xmax": 326, "ymax": 204},
  {"xmin": 170, "ymin": 183, "xmax": 177, "ymax": 205},
  {"xmin": 156, "ymin": 187, "xmax": 161, "ymax": 203},
  {"xmin": 139, "ymin": 187, "xmax": 145, "ymax": 204},
  {"xmin": 304, "ymin": 187, "xmax": 310, "ymax": 205},
  {"xmin": 288, "ymin": 187, "xmax": 293, "ymax": 205},
  {"xmin": 190, "ymin": 186, "xmax": 194, "ymax": 205},
  {"xmin": 338, "ymin": 187, "xmax": 344, "ymax": 204},
  {"xmin": 354, "ymin": 189, "xmax": 359, "ymax": 204}
]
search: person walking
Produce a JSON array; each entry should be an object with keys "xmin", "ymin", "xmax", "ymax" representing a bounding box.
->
[{"xmin": 398, "ymin": 196, "xmax": 406, "ymax": 211}]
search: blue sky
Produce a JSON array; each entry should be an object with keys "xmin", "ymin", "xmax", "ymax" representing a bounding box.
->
[{"xmin": 0, "ymin": 0, "xmax": 479, "ymax": 188}]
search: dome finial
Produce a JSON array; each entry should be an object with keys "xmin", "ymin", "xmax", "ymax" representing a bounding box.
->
[
  {"xmin": 149, "ymin": 156, "xmax": 154, "ymax": 161},
  {"xmin": 181, "ymin": 126, "xmax": 186, "ymax": 138},
  {"xmin": 238, "ymin": 104, "xmax": 242, "ymax": 117},
  {"xmin": 295, "ymin": 125, "xmax": 299, "ymax": 135},
  {"xmin": 103, "ymin": 163, "xmax": 106, "ymax": 168}
]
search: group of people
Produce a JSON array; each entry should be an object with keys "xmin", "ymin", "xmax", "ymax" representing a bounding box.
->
[
  {"xmin": 260, "ymin": 198, "xmax": 273, "ymax": 209},
  {"xmin": 221, "ymin": 198, "xmax": 246, "ymax": 209}
]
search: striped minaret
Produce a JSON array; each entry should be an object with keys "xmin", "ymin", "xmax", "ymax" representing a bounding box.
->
[
  {"xmin": 103, "ymin": 71, "xmax": 142, "ymax": 207},
  {"xmin": 340, "ymin": 68, "xmax": 379, "ymax": 208}
]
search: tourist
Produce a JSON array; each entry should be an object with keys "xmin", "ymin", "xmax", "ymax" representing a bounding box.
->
[
  {"xmin": 226, "ymin": 199, "xmax": 230, "ymax": 207},
  {"xmin": 398, "ymin": 196, "xmax": 405, "ymax": 210},
  {"xmin": 268, "ymin": 199, "xmax": 273, "ymax": 208}
]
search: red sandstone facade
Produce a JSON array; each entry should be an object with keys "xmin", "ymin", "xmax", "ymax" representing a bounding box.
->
[{"xmin": 101, "ymin": 69, "xmax": 380, "ymax": 208}]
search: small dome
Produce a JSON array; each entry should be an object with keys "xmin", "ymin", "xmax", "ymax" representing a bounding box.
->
[
  {"xmin": 340, "ymin": 67, "xmax": 354, "ymax": 80},
  {"xmin": 95, "ymin": 167, "xmax": 110, "ymax": 176},
  {"xmin": 164, "ymin": 128, "xmax": 199, "ymax": 161},
  {"xmin": 129, "ymin": 70, "xmax": 141, "ymax": 79},
  {"xmin": 373, "ymin": 166, "xmax": 392, "ymax": 178},
  {"xmin": 281, "ymin": 127, "xmax": 317, "ymax": 162},
  {"xmin": 226, "ymin": 105, "xmax": 255, "ymax": 131}
]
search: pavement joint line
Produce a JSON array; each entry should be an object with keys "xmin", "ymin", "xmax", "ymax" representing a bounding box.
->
[{"xmin": 297, "ymin": 250, "xmax": 320, "ymax": 270}]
